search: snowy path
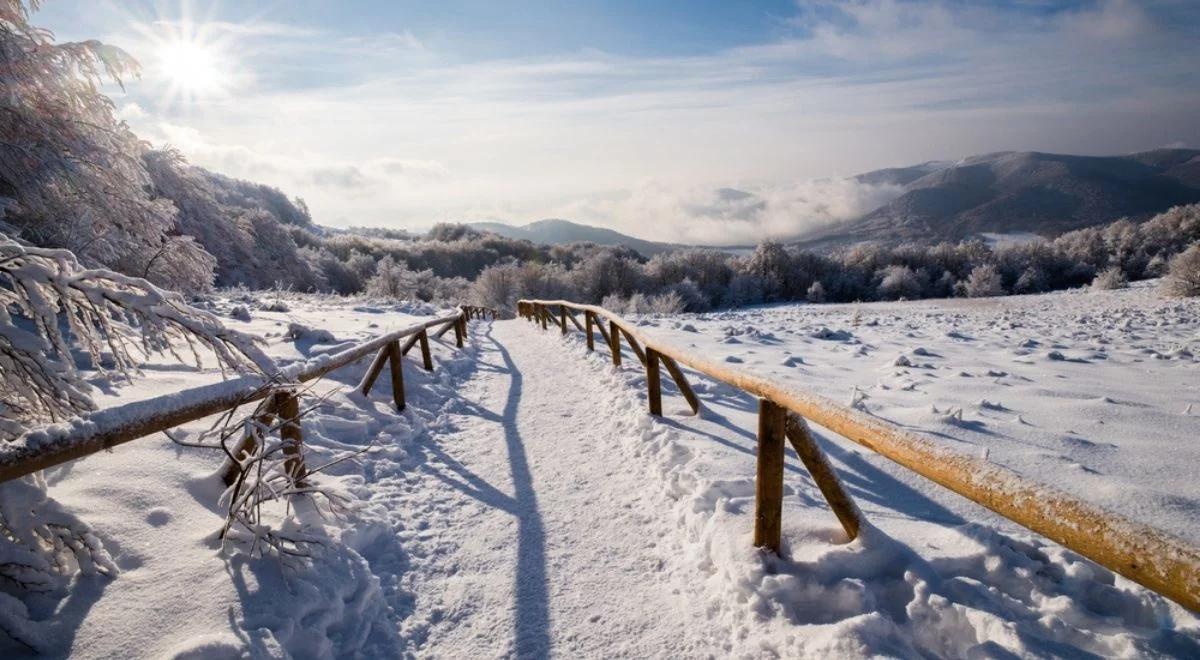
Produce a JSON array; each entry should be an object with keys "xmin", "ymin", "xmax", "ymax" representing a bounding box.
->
[
  {"xmin": 381, "ymin": 320, "xmax": 716, "ymax": 657},
  {"xmin": 28, "ymin": 298, "xmax": 1198, "ymax": 658}
]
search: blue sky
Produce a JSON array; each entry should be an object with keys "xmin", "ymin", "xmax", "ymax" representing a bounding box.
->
[{"xmin": 32, "ymin": 0, "xmax": 1200, "ymax": 243}]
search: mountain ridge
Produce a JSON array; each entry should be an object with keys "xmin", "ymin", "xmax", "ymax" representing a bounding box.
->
[
  {"xmin": 468, "ymin": 218, "xmax": 681, "ymax": 256},
  {"xmin": 468, "ymin": 148, "xmax": 1200, "ymax": 254},
  {"xmin": 799, "ymin": 148, "xmax": 1200, "ymax": 246}
]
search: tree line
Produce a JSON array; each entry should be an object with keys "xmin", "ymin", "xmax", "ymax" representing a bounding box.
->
[{"xmin": 465, "ymin": 204, "xmax": 1200, "ymax": 313}]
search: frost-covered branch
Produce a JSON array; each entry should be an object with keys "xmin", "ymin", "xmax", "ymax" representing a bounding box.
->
[
  {"xmin": 214, "ymin": 387, "xmax": 367, "ymax": 565},
  {"xmin": 0, "ymin": 234, "xmax": 274, "ymax": 439}
]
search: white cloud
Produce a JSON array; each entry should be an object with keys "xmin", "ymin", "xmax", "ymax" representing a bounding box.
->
[
  {"xmin": 551, "ymin": 178, "xmax": 905, "ymax": 245},
  {"xmin": 99, "ymin": 1, "xmax": 1200, "ymax": 242},
  {"xmin": 1056, "ymin": 0, "xmax": 1153, "ymax": 40}
]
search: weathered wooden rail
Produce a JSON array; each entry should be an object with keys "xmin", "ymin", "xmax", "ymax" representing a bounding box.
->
[
  {"xmin": 518, "ymin": 299, "xmax": 1200, "ymax": 612},
  {"xmin": 0, "ymin": 306, "xmax": 495, "ymax": 485},
  {"xmin": 460, "ymin": 305, "xmax": 499, "ymax": 320}
]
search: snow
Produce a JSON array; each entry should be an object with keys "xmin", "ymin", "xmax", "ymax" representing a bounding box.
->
[
  {"xmin": 5, "ymin": 286, "xmax": 1199, "ymax": 657},
  {"xmin": 635, "ymin": 281, "xmax": 1200, "ymax": 548}
]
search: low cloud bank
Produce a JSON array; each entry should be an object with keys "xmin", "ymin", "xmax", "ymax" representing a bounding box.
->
[{"xmin": 557, "ymin": 178, "xmax": 905, "ymax": 246}]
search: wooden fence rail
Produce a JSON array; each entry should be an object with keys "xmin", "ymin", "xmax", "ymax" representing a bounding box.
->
[
  {"xmin": 0, "ymin": 306, "xmax": 497, "ymax": 486},
  {"xmin": 517, "ymin": 299, "xmax": 1200, "ymax": 612}
]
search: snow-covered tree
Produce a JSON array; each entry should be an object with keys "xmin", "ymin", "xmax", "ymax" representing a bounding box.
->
[
  {"xmin": 365, "ymin": 255, "xmax": 418, "ymax": 299},
  {"xmin": 1162, "ymin": 244, "xmax": 1200, "ymax": 297},
  {"xmin": 1091, "ymin": 267, "xmax": 1127, "ymax": 291},
  {"xmin": 740, "ymin": 241, "xmax": 790, "ymax": 301},
  {"xmin": 962, "ymin": 264, "xmax": 1004, "ymax": 298},
  {"xmin": 806, "ymin": 281, "xmax": 827, "ymax": 303},
  {"xmin": 0, "ymin": 234, "xmax": 273, "ymax": 650},
  {"xmin": 0, "ymin": 1, "xmax": 183, "ymax": 281},
  {"xmin": 876, "ymin": 265, "xmax": 925, "ymax": 300},
  {"xmin": 471, "ymin": 262, "xmax": 522, "ymax": 311},
  {"xmin": 0, "ymin": 235, "xmax": 271, "ymax": 438}
]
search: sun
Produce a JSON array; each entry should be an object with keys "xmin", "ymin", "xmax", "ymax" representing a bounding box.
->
[
  {"xmin": 158, "ymin": 39, "xmax": 224, "ymax": 95},
  {"xmin": 127, "ymin": 14, "xmax": 237, "ymax": 109}
]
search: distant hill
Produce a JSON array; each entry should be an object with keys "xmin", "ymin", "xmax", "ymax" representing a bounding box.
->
[
  {"xmin": 852, "ymin": 160, "xmax": 953, "ymax": 187},
  {"xmin": 801, "ymin": 149, "xmax": 1200, "ymax": 246},
  {"xmin": 469, "ymin": 219, "xmax": 680, "ymax": 257}
]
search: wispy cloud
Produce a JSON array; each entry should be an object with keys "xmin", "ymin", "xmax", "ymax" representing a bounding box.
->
[{"xmin": 98, "ymin": 0, "xmax": 1200, "ymax": 242}]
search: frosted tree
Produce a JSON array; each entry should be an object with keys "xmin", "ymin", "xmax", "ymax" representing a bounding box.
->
[
  {"xmin": 740, "ymin": 241, "xmax": 791, "ymax": 301},
  {"xmin": 0, "ymin": 234, "xmax": 272, "ymax": 438},
  {"xmin": 365, "ymin": 255, "xmax": 418, "ymax": 299},
  {"xmin": 0, "ymin": 0, "xmax": 199, "ymax": 289},
  {"xmin": 0, "ymin": 233, "xmax": 273, "ymax": 650},
  {"xmin": 877, "ymin": 265, "xmax": 925, "ymax": 300},
  {"xmin": 962, "ymin": 264, "xmax": 1004, "ymax": 298},
  {"xmin": 1091, "ymin": 267, "xmax": 1127, "ymax": 291},
  {"xmin": 470, "ymin": 263, "xmax": 522, "ymax": 311},
  {"xmin": 1161, "ymin": 244, "xmax": 1200, "ymax": 297},
  {"xmin": 806, "ymin": 281, "xmax": 827, "ymax": 303}
]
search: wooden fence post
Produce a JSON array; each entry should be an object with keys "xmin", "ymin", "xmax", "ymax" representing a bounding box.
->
[
  {"xmin": 418, "ymin": 329, "xmax": 434, "ymax": 371},
  {"xmin": 609, "ymin": 320, "xmax": 621, "ymax": 367},
  {"xmin": 454, "ymin": 315, "xmax": 465, "ymax": 348},
  {"xmin": 618, "ymin": 327, "xmax": 648, "ymax": 367},
  {"xmin": 559, "ymin": 304, "xmax": 568, "ymax": 335},
  {"xmin": 754, "ymin": 398, "xmax": 786, "ymax": 553},
  {"xmin": 660, "ymin": 356, "xmax": 701, "ymax": 415},
  {"xmin": 359, "ymin": 345, "xmax": 391, "ymax": 396},
  {"xmin": 278, "ymin": 390, "xmax": 307, "ymax": 484},
  {"xmin": 646, "ymin": 348, "xmax": 663, "ymax": 416},
  {"xmin": 785, "ymin": 414, "xmax": 861, "ymax": 541},
  {"xmin": 540, "ymin": 304, "xmax": 548, "ymax": 330},
  {"xmin": 220, "ymin": 396, "xmax": 278, "ymax": 486},
  {"xmin": 387, "ymin": 340, "xmax": 406, "ymax": 411},
  {"xmin": 585, "ymin": 311, "xmax": 595, "ymax": 351}
]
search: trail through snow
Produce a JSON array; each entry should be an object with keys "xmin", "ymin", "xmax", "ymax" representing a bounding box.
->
[
  {"xmin": 380, "ymin": 320, "xmax": 717, "ymax": 656},
  {"xmin": 14, "ymin": 292, "xmax": 1199, "ymax": 658}
]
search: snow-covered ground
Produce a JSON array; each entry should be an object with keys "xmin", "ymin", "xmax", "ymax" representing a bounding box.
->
[
  {"xmin": 635, "ymin": 281, "xmax": 1200, "ymax": 546},
  {"xmin": 8, "ymin": 285, "xmax": 1200, "ymax": 658}
]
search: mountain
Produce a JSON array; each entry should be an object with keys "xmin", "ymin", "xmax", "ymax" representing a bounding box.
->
[
  {"xmin": 852, "ymin": 160, "xmax": 953, "ymax": 187},
  {"xmin": 469, "ymin": 219, "xmax": 679, "ymax": 257},
  {"xmin": 802, "ymin": 149, "xmax": 1200, "ymax": 246}
]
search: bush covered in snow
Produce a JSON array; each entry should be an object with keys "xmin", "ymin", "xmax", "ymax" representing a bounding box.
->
[
  {"xmin": 600, "ymin": 291, "xmax": 686, "ymax": 315},
  {"xmin": 0, "ymin": 473, "xmax": 119, "ymax": 651},
  {"xmin": 1162, "ymin": 244, "xmax": 1200, "ymax": 297},
  {"xmin": 1091, "ymin": 266, "xmax": 1128, "ymax": 290},
  {"xmin": 285, "ymin": 322, "xmax": 336, "ymax": 343},
  {"xmin": 961, "ymin": 264, "xmax": 1005, "ymax": 297}
]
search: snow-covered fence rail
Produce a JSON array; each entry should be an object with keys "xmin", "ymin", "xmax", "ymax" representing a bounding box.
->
[
  {"xmin": 0, "ymin": 307, "xmax": 492, "ymax": 485},
  {"xmin": 517, "ymin": 299, "xmax": 1200, "ymax": 613},
  {"xmin": 460, "ymin": 305, "xmax": 499, "ymax": 320}
]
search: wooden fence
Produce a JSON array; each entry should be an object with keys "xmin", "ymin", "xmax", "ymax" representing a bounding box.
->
[
  {"xmin": 517, "ymin": 299, "xmax": 1200, "ymax": 612},
  {"xmin": 0, "ymin": 306, "xmax": 495, "ymax": 485}
]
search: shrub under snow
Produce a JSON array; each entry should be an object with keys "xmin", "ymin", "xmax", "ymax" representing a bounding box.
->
[
  {"xmin": 1091, "ymin": 266, "xmax": 1128, "ymax": 291},
  {"xmin": 961, "ymin": 264, "xmax": 1005, "ymax": 298},
  {"xmin": 1161, "ymin": 244, "xmax": 1200, "ymax": 297}
]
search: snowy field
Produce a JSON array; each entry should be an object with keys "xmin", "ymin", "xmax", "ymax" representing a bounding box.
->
[
  {"xmin": 9, "ymin": 285, "xmax": 1200, "ymax": 658},
  {"xmin": 636, "ymin": 281, "xmax": 1200, "ymax": 546}
]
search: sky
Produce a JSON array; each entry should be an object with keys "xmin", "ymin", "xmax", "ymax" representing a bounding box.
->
[{"xmin": 33, "ymin": 0, "xmax": 1200, "ymax": 244}]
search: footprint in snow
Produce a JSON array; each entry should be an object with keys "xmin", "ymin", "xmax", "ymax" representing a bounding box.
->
[{"xmin": 146, "ymin": 508, "xmax": 172, "ymax": 527}]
